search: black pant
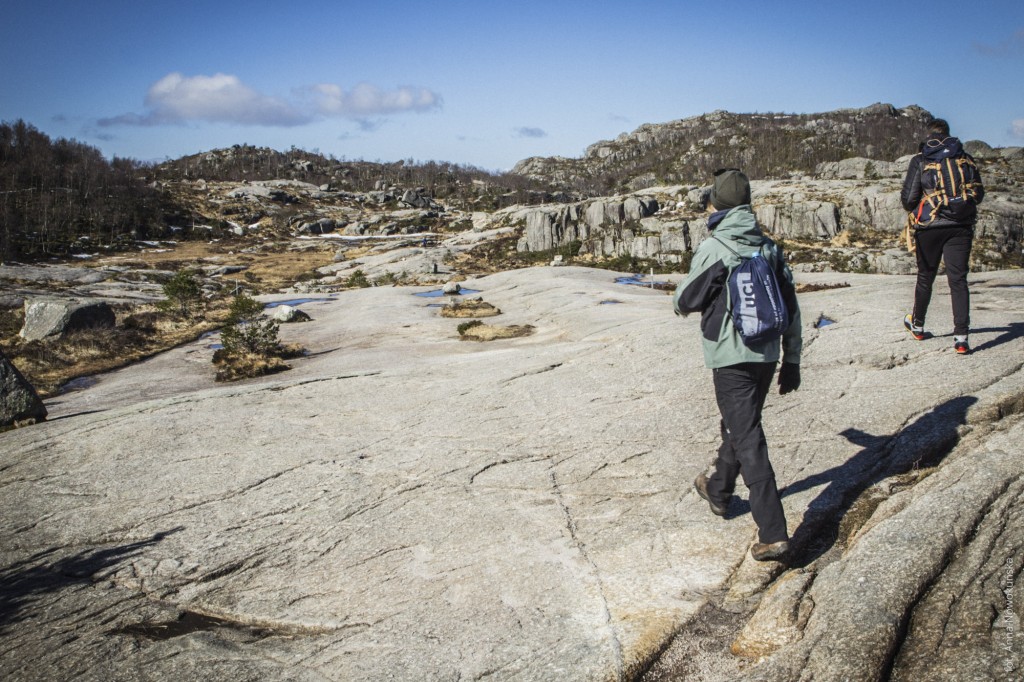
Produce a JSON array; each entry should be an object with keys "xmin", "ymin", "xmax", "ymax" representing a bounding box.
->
[
  {"xmin": 913, "ymin": 226, "xmax": 973, "ymax": 336},
  {"xmin": 705, "ymin": 362, "xmax": 788, "ymax": 544}
]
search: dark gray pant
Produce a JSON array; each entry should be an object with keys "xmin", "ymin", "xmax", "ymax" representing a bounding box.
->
[
  {"xmin": 913, "ymin": 226, "xmax": 973, "ymax": 336},
  {"xmin": 705, "ymin": 362, "xmax": 788, "ymax": 544}
]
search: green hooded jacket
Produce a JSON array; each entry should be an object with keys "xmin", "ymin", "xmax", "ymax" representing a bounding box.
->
[{"xmin": 672, "ymin": 205, "xmax": 802, "ymax": 369}]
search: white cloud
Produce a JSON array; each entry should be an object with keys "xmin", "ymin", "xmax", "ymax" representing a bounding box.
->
[
  {"xmin": 100, "ymin": 73, "xmax": 441, "ymax": 128},
  {"xmin": 308, "ymin": 82, "xmax": 441, "ymax": 117},
  {"xmin": 100, "ymin": 73, "xmax": 309, "ymax": 127},
  {"xmin": 1012, "ymin": 119, "xmax": 1024, "ymax": 139}
]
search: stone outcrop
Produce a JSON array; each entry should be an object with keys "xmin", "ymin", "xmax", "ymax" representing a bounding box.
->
[
  {"xmin": 741, "ymin": 421, "xmax": 1024, "ymax": 682},
  {"xmin": 509, "ymin": 167, "xmax": 1022, "ymax": 274},
  {"xmin": 19, "ymin": 297, "xmax": 116, "ymax": 341},
  {"xmin": 0, "ymin": 349, "xmax": 47, "ymax": 427},
  {"xmin": 516, "ymin": 195, "xmax": 662, "ymax": 258}
]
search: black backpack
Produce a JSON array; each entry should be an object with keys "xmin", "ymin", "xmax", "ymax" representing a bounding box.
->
[
  {"xmin": 913, "ymin": 153, "xmax": 982, "ymax": 226},
  {"xmin": 712, "ymin": 236, "xmax": 790, "ymax": 346}
]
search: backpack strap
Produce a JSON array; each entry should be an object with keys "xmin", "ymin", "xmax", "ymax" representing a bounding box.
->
[{"xmin": 712, "ymin": 235, "xmax": 775, "ymax": 264}]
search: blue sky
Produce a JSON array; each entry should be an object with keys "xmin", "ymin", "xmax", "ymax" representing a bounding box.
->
[{"xmin": 2, "ymin": 1, "xmax": 1022, "ymax": 171}]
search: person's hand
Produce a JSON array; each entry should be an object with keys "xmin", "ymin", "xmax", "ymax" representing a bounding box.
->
[{"xmin": 778, "ymin": 362, "xmax": 801, "ymax": 395}]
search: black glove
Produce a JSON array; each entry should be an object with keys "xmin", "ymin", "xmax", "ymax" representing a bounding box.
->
[{"xmin": 778, "ymin": 362, "xmax": 801, "ymax": 395}]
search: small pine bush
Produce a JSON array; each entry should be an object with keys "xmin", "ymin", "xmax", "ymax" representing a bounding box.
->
[
  {"xmin": 159, "ymin": 269, "xmax": 203, "ymax": 319},
  {"xmin": 220, "ymin": 293, "xmax": 280, "ymax": 356}
]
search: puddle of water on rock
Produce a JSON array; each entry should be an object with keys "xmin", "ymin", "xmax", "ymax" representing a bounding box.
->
[
  {"xmin": 615, "ymin": 275, "xmax": 673, "ymax": 291},
  {"xmin": 600, "ymin": 300, "xmax": 624, "ymax": 305},
  {"xmin": 264, "ymin": 297, "xmax": 335, "ymax": 309},
  {"xmin": 413, "ymin": 288, "xmax": 482, "ymax": 298},
  {"xmin": 208, "ymin": 343, "xmax": 224, "ymax": 350},
  {"xmin": 60, "ymin": 376, "xmax": 99, "ymax": 393},
  {"xmin": 108, "ymin": 611, "xmax": 275, "ymax": 642},
  {"xmin": 816, "ymin": 316, "xmax": 837, "ymax": 328}
]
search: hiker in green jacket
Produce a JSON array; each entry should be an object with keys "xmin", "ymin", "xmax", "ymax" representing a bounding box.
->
[{"xmin": 673, "ymin": 168, "xmax": 802, "ymax": 562}]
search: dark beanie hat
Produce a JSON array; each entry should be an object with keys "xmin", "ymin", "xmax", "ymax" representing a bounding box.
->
[{"xmin": 710, "ymin": 168, "xmax": 751, "ymax": 210}]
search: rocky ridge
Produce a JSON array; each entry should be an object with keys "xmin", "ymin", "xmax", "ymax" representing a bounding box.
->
[{"xmin": 512, "ymin": 104, "xmax": 936, "ymax": 192}]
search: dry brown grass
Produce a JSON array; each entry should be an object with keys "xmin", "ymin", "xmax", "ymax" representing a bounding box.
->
[
  {"xmin": 439, "ymin": 298, "xmax": 501, "ymax": 318},
  {"xmin": 211, "ymin": 342, "xmax": 305, "ymax": 382},
  {"xmin": 93, "ymin": 238, "xmax": 338, "ymax": 293},
  {"xmin": 1, "ymin": 303, "xmax": 232, "ymax": 397},
  {"xmin": 459, "ymin": 323, "xmax": 534, "ymax": 342},
  {"xmin": 796, "ymin": 282, "xmax": 851, "ymax": 294}
]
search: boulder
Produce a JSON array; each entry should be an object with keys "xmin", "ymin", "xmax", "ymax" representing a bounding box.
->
[
  {"xmin": 0, "ymin": 349, "xmax": 47, "ymax": 427},
  {"xmin": 401, "ymin": 189, "xmax": 431, "ymax": 209},
  {"xmin": 270, "ymin": 305, "xmax": 312, "ymax": 323},
  {"xmin": 963, "ymin": 140, "xmax": 998, "ymax": 159},
  {"xmin": 296, "ymin": 219, "xmax": 336, "ymax": 235},
  {"xmin": 442, "ymin": 281, "xmax": 462, "ymax": 295},
  {"xmin": 19, "ymin": 298, "xmax": 116, "ymax": 341}
]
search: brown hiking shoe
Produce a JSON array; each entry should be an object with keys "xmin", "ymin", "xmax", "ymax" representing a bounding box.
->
[
  {"xmin": 750, "ymin": 540, "xmax": 789, "ymax": 562},
  {"xmin": 694, "ymin": 474, "xmax": 727, "ymax": 517}
]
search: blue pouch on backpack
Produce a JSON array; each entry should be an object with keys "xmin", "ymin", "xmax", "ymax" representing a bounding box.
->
[{"xmin": 712, "ymin": 236, "xmax": 790, "ymax": 346}]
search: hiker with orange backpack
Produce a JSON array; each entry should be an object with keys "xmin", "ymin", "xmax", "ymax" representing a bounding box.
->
[{"xmin": 901, "ymin": 118, "xmax": 985, "ymax": 354}]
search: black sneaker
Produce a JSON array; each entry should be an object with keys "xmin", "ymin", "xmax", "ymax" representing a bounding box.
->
[
  {"xmin": 904, "ymin": 314, "xmax": 925, "ymax": 341},
  {"xmin": 694, "ymin": 474, "xmax": 727, "ymax": 517},
  {"xmin": 954, "ymin": 338, "xmax": 971, "ymax": 355},
  {"xmin": 751, "ymin": 540, "xmax": 789, "ymax": 562}
]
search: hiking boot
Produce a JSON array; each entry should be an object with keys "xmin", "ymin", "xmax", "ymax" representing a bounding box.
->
[
  {"xmin": 903, "ymin": 314, "xmax": 925, "ymax": 340},
  {"xmin": 694, "ymin": 474, "xmax": 727, "ymax": 517},
  {"xmin": 954, "ymin": 336, "xmax": 971, "ymax": 355},
  {"xmin": 751, "ymin": 540, "xmax": 789, "ymax": 562}
]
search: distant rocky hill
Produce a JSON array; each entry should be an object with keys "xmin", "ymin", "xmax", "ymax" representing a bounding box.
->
[
  {"xmin": 153, "ymin": 145, "xmax": 555, "ymax": 211},
  {"xmin": 512, "ymin": 103, "xmax": 935, "ymax": 194}
]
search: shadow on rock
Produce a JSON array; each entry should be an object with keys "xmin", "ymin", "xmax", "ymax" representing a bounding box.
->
[
  {"xmin": 782, "ymin": 395, "xmax": 977, "ymax": 566},
  {"xmin": 0, "ymin": 527, "xmax": 182, "ymax": 634},
  {"xmin": 969, "ymin": 322, "xmax": 1024, "ymax": 354}
]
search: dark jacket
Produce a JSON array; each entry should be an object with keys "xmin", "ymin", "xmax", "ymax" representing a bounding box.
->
[
  {"xmin": 900, "ymin": 135, "xmax": 985, "ymax": 227},
  {"xmin": 673, "ymin": 206, "xmax": 802, "ymax": 369}
]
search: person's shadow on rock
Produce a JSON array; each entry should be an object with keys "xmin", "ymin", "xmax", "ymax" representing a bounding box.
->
[
  {"xmin": 0, "ymin": 527, "xmax": 183, "ymax": 633},
  {"xmin": 966, "ymin": 322, "xmax": 1024, "ymax": 354},
  {"xmin": 780, "ymin": 395, "xmax": 977, "ymax": 567}
]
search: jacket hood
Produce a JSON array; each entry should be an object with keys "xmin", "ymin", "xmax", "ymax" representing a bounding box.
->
[
  {"xmin": 922, "ymin": 135, "xmax": 964, "ymax": 161},
  {"xmin": 708, "ymin": 205, "xmax": 763, "ymax": 247}
]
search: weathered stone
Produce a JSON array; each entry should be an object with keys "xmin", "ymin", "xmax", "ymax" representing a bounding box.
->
[
  {"xmin": 755, "ymin": 200, "xmax": 840, "ymax": 239},
  {"xmin": 19, "ymin": 297, "xmax": 116, "ymax": 340},
  {"xmin": 731, "ymin": 569, "xmax": 815, "ymax": 658},
  {"xmin": 742, "ymin": 427, "xmax": 1024, "ymax": 682},
  {"xmin": 0, "ymin": 349, "xmax": 47, "ymax": 427},
  {"xmin": 442, "ymin": 280, "xmax": 462, "ymax": 295},
  {"xmin": 890, "ymin": 427, "xmax": 1024, "ymax": 681},
  {"xmin": 202, "ymin": 265, "xmax": 248, "ymax": 277}
]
